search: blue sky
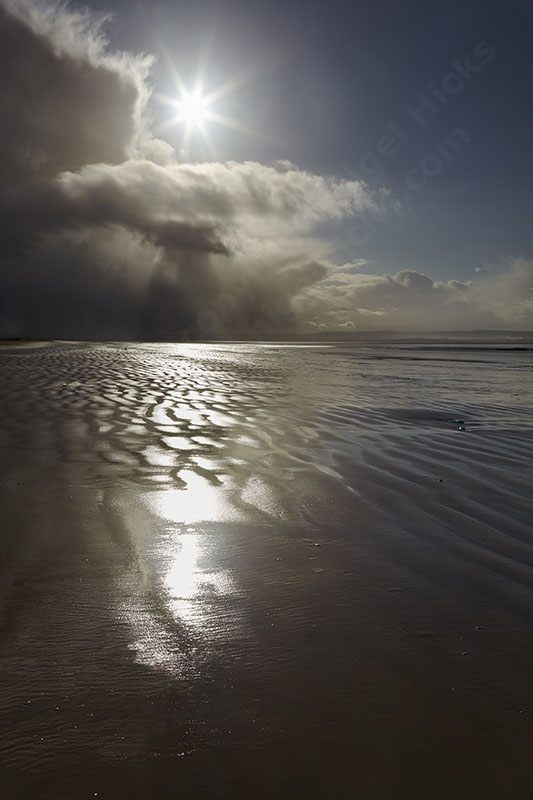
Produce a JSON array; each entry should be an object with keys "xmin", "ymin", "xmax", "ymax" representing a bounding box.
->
[
  {"xmin": 94, "ymin": 0, "xmax": 533, "ymax": 281},
  {"xmin": 1, "ymin": 0, "xmax": 532, "ymax": 337}
]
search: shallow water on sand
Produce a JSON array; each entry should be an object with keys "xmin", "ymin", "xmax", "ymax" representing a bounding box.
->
[{"xmin": 0, "ymin": 341, "xmax": 532, "ymax": 799}]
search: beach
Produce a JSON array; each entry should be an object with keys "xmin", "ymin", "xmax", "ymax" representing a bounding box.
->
[{"xmin": 1, "ymin": 340, "xmax": 532, "ymax": 799}]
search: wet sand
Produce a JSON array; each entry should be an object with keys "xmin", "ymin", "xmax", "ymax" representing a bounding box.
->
[{"xmin": 1, "ymin": 341, "xmax": 532, "ymax": 799}]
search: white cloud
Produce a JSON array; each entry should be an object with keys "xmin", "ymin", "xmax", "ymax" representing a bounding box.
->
[
  {"xmin": 0, "ymin": 0, "xmax": 530, "ymax": 339},
  {"xmin": 295, "ymin": 261, "xmax": 533, "ymax": 331},
  {"xmin": 0, "ymin": 0, "xmax": 387, "ymax": 338}
]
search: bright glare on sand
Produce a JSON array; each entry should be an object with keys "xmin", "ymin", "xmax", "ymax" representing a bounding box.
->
[{"xmin": 1, "ymin": 340, "xmax": 533, "ymax": 799}]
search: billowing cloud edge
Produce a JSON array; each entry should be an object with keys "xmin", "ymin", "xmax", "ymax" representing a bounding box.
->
[{"xmin": 0, "ymin": 0, "xmax": 531, "ymax": 339}]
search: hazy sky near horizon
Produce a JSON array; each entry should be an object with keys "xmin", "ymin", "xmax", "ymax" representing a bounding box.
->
[{"xmin": 0, "ymin": 0, "xmax": 532, "ymax": 338}]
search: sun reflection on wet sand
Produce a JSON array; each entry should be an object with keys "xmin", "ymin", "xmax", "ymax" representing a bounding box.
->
[
  {"xmin": 3, "ymin": 342, "xmax": 533, "ymax": 796},
  {"xmin": 149, "ymin": 471, "xmax": 243, "ymax": 628},
  {"xmin": 145, "ymin": 469, "xmax": 244, "ymax": 525},
  {"xmin": 123, "ymin": 471, "xmax": 246, "ymax": 674},
  {"xmin": 164, "ymin": 532, "xmax": 236, "ymax": 628}
]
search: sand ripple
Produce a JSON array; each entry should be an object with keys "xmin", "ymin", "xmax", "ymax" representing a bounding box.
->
[{"xmin": 1, "ymin": 341, "xmax": 533, "ymax": 798}]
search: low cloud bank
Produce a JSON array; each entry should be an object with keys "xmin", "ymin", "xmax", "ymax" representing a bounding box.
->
[
  {"xmin": 298, "ymin": 261, "xmax": 533, "ymax": 333},
  {"xmin": 0, "ymin": 0, "xmax": 531, "ymax": 338}
]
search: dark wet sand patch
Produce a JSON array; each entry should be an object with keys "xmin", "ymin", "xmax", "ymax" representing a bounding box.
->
[{"xmin": 1, "ymin": 341, "xmax": 533, "ymax": 799}]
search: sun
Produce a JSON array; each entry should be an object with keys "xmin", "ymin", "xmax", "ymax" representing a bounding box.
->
[
  {"xmin": 176, "ymin": 90, "xmax": 210, "ymax": 128},
  {"xmin": 155, "ymin": 59, "xmax": 259, "ymax": 158},
  {"xmin": 158, "ymin": 86, "xmax": 213, "ymax": 137}
]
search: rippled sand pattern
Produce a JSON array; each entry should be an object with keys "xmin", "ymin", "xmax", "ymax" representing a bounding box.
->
[{"xmin": 1, "ymin": 341, "xmax": 532, "ymax": 799}]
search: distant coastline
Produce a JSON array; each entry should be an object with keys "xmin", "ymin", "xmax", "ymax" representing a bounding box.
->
[{"xmin": 1, "ymin": 330, "xmax": 533, "ymax": 346}]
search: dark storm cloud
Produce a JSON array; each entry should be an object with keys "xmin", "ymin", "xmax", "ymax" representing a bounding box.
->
[
  {"xmin": 0, "ymin": 0, "xmax": 530, "ymax": 339},
  {"xmin": 0, "ymin": 0, "xmax": 150, "ymax": 183},
  {"xmin": 0, "ymin": 0, "xmax": 384, "ymax": 338}
]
